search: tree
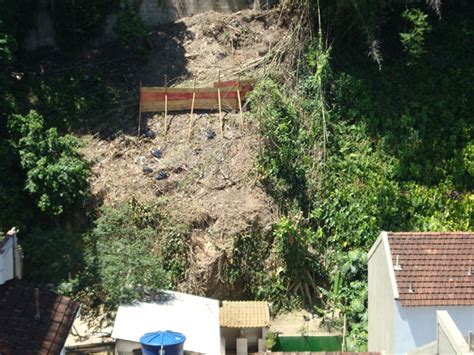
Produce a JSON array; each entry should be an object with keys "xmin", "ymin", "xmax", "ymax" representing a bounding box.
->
[{"xmin": 8, "ymin": 111, "xmax": 90, "ymax": 216}]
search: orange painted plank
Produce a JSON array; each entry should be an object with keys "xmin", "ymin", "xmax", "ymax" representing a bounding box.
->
[{"xmin": 140, "ymin": 85, "xmax": 253, "ymax": 112}]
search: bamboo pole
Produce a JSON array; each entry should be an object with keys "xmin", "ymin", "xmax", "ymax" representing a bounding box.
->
[
  {"xmin": 237, "ymin": 76, "xmax": 243, "ymax": 129},
  {"xmin": 137, "ymin": 81, "xmax": 142, "ymax": 140},
  {"xmin": 164, "ymin": 74, "xmax": 168, "ymax": 135},
  {"xmin": 217, "ymin": 70, "xmax": 223, "ymax": 137},
  {"xmin": 187, "ymin": 78, "xmax": 196, "ymax": 142}
]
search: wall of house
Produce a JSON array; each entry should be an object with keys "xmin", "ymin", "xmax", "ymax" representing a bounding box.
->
[
  {"xmin": 394, "ymin": 303, "xmax": 474, "ymax": 354},
  {"xmin": 368, "ymin": 234, "xmax": 396, "ymax": 354},
  {"xmin": 0, "ymin": 237, "xmax": 14, "ymax": 284},
  {"xmin": 220, "ymin": 327, "xmax": 262, "ymax": 352},
  {"xmin": 115, "ymin": 339, "xmax": 142, "ymax": 355}
]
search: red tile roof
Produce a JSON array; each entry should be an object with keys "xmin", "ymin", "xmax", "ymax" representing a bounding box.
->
[
  {"xmin": 0, "ymin": 279, "xmax": 80, "ymax": 355},
  {"xmin": 387, "ymin": 232, "xmax": 474, "ymax": 307}
]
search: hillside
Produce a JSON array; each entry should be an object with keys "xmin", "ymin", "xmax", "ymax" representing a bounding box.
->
[{"xmin": 81, "ymin": 9, "xmax": 286, "ymax": 297}]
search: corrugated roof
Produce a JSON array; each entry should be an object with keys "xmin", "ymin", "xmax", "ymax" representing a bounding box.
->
[
  {"xmin": 0, "ymin": 278, "xmax": 80, "ymax": 355},
  {"xmin": 387, "ymin": 232, "xmax": 474, "ymax": 307},
  {"xmin": 220, "ymin": 301, "xmax": 270, "ymax": 328}
]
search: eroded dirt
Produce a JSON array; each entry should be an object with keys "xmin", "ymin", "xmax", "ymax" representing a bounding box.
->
[{"xmin": 81, "ymin": 8, "xmax": 287, "ymax": 297}]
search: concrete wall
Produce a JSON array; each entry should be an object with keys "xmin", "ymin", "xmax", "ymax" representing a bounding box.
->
[
  {"xmin": 22, "ymin": 0, "xmax": 256, "ymax": 51},
  {"xmin": 138, "ymin": 0, "xmax": 254, "ymax": 27},
  {"xmin": 0, "ymin": 237, "xmax": 14, "ymax": 284},
  {"xmin": 394, "ymin": 303, "xmax": 474, "ymax": 354},
  {"xmin": 221, "ymin": 327, "xmax": 262, "ymax": 352},
  {"xmin": 368, "ymin": 233, "xmax": 396, "ymax": 354}
]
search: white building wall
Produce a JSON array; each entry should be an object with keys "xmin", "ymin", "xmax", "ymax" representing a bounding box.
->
[
  {"xmin": 394, "ymin": 302, "xmax": 474, "ymax": 354},
  {"xmin": 368, "ymin": 233, "xmax": 396, "ymax": 354},
  {"xmin": 0, "ymin": 237, "xmax": 14, "ymax": 284}
]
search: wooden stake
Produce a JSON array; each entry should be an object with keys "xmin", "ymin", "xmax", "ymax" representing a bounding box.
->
[
  {"xmin": 137, "ymin": 81, "xmax": 142, "ymax": 139},
  {"xmin": 237, "ymin": 76, "xmax": 243, "ymax": 128},
  {"xmin": 164, "ymin": 74, "xmax": 168, "ymax": 135},
  {"xmin": 187, "ymin": 78, "xmax": 196, "ymax": 142},
  {"xmin": 217, "ymin": 70, "xmax": 223, "ymax": 137},
  {"xmin": 218, "ymin": 88, "xmax": 223, "ymax": 137}
]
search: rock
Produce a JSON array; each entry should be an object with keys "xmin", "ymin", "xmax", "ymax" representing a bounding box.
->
[
  {"xmin": 155, "ymin": 171, "xmax": 168, "ymax": 180},
  {"xmin": 151, "ymin": 149, "xmax": 162, "ymax": 158},
  {"xmin": 143, "ymin": 167, "xmax": 153, "ymax": 174},
  {"xmin": 144, "ymin": 129, "xmax": 156, "ymax": 139},
  {"xmin": 206, "ymin": 128, "xmax": 216, "ymax": 140}
]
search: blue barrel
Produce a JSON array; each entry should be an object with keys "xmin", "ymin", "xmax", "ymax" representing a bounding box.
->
[{"xmin": 140, "ymin": 331, "xmax": 186, "ymax": 355}]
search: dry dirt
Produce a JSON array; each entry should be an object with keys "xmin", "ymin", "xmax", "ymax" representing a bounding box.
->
[
  {"xmin": 138, "ymin": 8, "xmax": 287, "ymax": 86},
  {"xmin": 81, "ymin": 8, "xmax": 289, "ymax": 297},
  {"xmin": 82, "ymin": 112, "xmax": 277, "ymax": 296}
]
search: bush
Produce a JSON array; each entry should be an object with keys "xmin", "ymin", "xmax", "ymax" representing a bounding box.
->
[
  {"xmin": 69, "ymin": 201, "xmax": 191, "ymax": 314},
  {"xmin": 8, "ymin": 110, "xmax": 90, "ymax": 216}
]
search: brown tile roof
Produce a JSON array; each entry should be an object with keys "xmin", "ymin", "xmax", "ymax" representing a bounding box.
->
[
  {"xmin": 0, "ymin": 279, "xmax": 80, "ymax": 355},
  {"xmin": 220, "ymin": 301, "xmax": 270, "ymax": 328},
  {"xmin": 387, "ymin": 232, "xmax": 474, "ymax": 307}
]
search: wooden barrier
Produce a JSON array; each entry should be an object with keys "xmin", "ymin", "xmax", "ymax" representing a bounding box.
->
[{"xmin": 140, "ymin": 81, "xmax": 254, "ymax": 113}]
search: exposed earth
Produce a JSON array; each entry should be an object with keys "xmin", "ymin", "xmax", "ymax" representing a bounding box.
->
[{"xmin": 81, "ymin": 8, "xmax": 290, "ymax": 298}]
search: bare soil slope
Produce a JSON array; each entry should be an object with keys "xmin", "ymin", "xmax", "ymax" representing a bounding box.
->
[{"xmin": 82, "ymin": 8, "xmax": 287, "ymax": 297}]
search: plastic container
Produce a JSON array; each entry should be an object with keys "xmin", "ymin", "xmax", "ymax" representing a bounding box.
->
[{"xmin": 140, "ymin": 330, "xmax": 186, "ymax": 355}]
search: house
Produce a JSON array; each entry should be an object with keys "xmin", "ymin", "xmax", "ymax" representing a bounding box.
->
[
  {"xmin": 220, "ymin": 301, "xmax": 270, "ymax": 354},
  {"xmin": 408, "ymin": 310, "xmax": 474, "ymax": 354},
  {"xmin": 368, "ymin": 231, "xmax": 474, "ymax": 354},
  {"xmin": 0, "ymin": 227, "xmax": 22, "ymax": 284},
  {"xmin": 0, "ymin": 278, "xmax": 80, "ymax": 355},
  {"xmin": 112, "ymin": 290, "xmax": 221, "ymax": 354}
]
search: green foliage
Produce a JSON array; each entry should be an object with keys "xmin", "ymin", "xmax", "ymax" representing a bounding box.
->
[
  {"xmin": 72, "ymin": 202, "xmax": 171, "ymax": 312},
  {"xmin": 401, "ymin": 182, "xmax": 473, "ymax": 231},
  {"xmin": 8, "ymin": 111, "xmax": 90, "ymax": 216},
  {"xmin": 22, "ymin": 228, "xmax": 84, "ymax": 284},
  {"xmin": 265, "ymin": 331, "xmax": 278, "ymax": 350},
  {"xmin": 66, "ymin": 200, "xmax": 190, "ymax": 314},
  {"xmin": 249, "ymin": 79, "xmax": 309, "ymax": 210},
  {"xmin": 400, "ymin": 9, "xmax": 432, "ymax": 63},
  {"xmin": 310, "ymin": 124, "xmax": 401, "ymax": 250},
  {"xmin": 114, "ymin": 4, "xmax": 147, "ymax": 52}
]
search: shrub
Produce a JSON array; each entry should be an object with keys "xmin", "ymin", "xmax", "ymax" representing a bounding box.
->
[{"xmin": 8, "ymin": 110, "xmax": 90, "ymax": 216}]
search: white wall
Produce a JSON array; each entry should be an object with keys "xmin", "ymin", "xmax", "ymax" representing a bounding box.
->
[
  {"xmin": 0, "ymin": 237, "xmax": 14, "ymax": 284},
  {"xmin": 368, "ymin": 233, "xmax": 396, "ymax": 353},
  {"xmin": 394, "ymin": 302, "xmax": 474, "ymax": 354}
]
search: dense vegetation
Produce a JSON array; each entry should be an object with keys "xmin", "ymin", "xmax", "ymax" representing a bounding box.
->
[
  {"xmin": 245, "ymin": 0, "xmax": 473, "ymax": 348},
  {"xmin": 0, "ymin": 0, "xmax": 472, "ymax": 351}
]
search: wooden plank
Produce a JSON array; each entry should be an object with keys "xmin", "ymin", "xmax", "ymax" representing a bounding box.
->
[
  {"xmin": 140, "ymin": 85, "xmax": 253, "ymax": 113},
  {"xmin": 141, "ymin": 97, "xmax": 240, "ymax": 112},
  {"xmin": 140, "ymin": 86, "xmax": 251, "ymax": 101}
]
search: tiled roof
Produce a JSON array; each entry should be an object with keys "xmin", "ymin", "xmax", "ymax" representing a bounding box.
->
[
  {"xmin": 0, "ymin": 279, "xmax": 80, "ymax": 355},
  {"xmin": 220, "ymin": 301, "xmax": 270, "ymax": 328},
  {"xmin": 387, "ymin": 232, "xmax": 474, "ymax": 307}
]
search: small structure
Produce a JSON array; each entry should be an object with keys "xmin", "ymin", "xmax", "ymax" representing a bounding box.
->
[
  {"xmin": 0, "ymin": 227, "xmax": 22, "ymax": 284},
  {"xmin": 368, "ymin": 231, "xmax": 474, "ymax": 354},
  {"xmin": 112, "ymin": 290, "xmax": 220, "ymax": 355},
  {"xmin": 0, "ymin": 278, "xmax": 80, "ymax": 354},
  {"xmin": 220, "ymin": 301, "xmax": 270, "ymax": 354}
]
